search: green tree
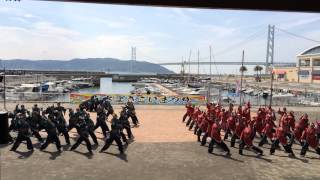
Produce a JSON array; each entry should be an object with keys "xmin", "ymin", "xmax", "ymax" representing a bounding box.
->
[{"xmin": 240, "ymin": 66, "xmax": 248, "ymax": 73}]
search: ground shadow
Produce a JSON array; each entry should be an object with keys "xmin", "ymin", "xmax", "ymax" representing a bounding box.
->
[
  {"xmin": 33, "ymin": 142, "xmax": 42, "ymax": 149},
  {"xmin": 13, "ymin": 150, "xmax": 34, "ymax": 159},
  {"xmin": 73, "ymin": 150, "xmax": 94, "ymax": 159},
  {"xmin": 0, "ymin": 143, "xmax": 12, "ymax": 148},
  {"xmin": 209, "ymin": 151, "xmax": 244, "ymax": 163},
  {"xmin": 102, "ymin": 151, "xmax": 128, "ymax": 162},
  {"xmin": 92, "ymin": 144, "xmax": 99, "ymax": 150},
  {"xmin": 62, "ymin": 144, "xmax": 71, "ymax": 151},
  {"xmin": 42, "ymin": 150, "xmax": 62, "ymax": 160},
  {"xmin": 273, "ymin": 154, "xmax": 309, "ymax": 163},
  {"xmin": 241, "ymin": 153, "xmax": 273, "ymax": 163}
]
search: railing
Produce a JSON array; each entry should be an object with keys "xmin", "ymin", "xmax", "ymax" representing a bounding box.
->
[
  {"xmin": 0, "ymin": 92, "xmax": 70, "ymax": 103},
  {"xmin": 0, "ymin": 92, "xmax": 318, "ymax": 107},
  {"xmin": 209, "ymin": 94, "xmax": 320, "ymax": 107}
]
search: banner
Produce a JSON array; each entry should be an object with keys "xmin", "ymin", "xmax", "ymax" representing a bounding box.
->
[{"xmin": 70, "ymin": 93, "xmax": 206, "ymax": 105}]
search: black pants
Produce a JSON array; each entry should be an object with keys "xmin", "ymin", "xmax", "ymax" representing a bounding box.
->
[
  {"xmin": 71, "ymin": 135, "xmax": 92, "ymax": 152},
  {"xmin": 258, "ymin": 134, "xmax": 269, "ymax": 147},
  {"xmin": 58, "ymin": 128, "xmax": 70, "ymax": 144},
  {"xmin": 224, "ymin": 128, "xmax": 232, "ymax": 140},
  {"xmin": 100, "ymin": 133, "xmax": 124, "ymax": 153},
  {"xmin": 300, "ymin": 141, "xmax": 320, "ymax": 156},
  {"xmin": 201, "ymin": 132, "xmax": 208, "ymax": 146},
  {"xmin": 186, "ymin": 117, "xmax": 192, "ymax": 126},
  {"xmin": 208, "ymin": 139, "xmax": 230, "ymax": 153},
  {"xmin": 130, "ymin": 114, "xmax": 139, "ymax": 126},
  {"xmin": 32, "ymin": 130, "xmax": 43, "ymax": 142},
  {"xmin": 123, "ymin": 125, "xmax": 133, "ymax": 139},
  {"xmin": 196, "ymin": 129, "xmax": 202, "ymax": 142},
  {"xmin": 230, "ymin": 134, "xmax": 239, "ymax": 147},
  {"xmin": 239, "ymin": 140, "xmax": 263, "ymax": 155},
  {"xmin": 89, "ymin": 130, "xmax": 98, "ymax": 144},
  {"xmin": 270, "ymin": 139, "xmax": 293, "ymax": 155},
  {"xmin": 120, "ymin": 131, "xmax": 128, "ymax": 143},
  {"xmin": 11, "ymin": 134, "xmax": 33, "ymax": 151},
  {"xmin": 94, "ymin": 120, "xmax": 109, "ymax": 137},
  {"xmin": 193, "ymin": 124, "xmax": 199, "ymax": 135},
  {"xmin": 40, "ymin": 134, "xmax": 61, "ymax": 151},
  {"xmin": 182, "ymin": 113, "xmax": 188, "ymax": 122},
  {"xmin": 189, "ymin": 120, "xmax": 195, "ymax": 130}
]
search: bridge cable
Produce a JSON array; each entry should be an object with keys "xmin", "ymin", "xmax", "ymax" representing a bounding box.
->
[
  {"xmin": 213, "ymin": 27, "xmax": 266, "ymax": 57},
  {"xmin": 275, "ymin": 27, "xmax": 320, "ymax": 44}
]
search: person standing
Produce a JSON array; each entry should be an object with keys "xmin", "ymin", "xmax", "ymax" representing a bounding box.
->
[
  {"xmin": 100, "ymin": 114, "xmax": 124, "ymax": 154},
  {"xmin": 40, "ymin": 113, "xmax": 62, "ymax": 152},
  {"xmin": 10, "ymin": 114, "xmax": 33, "ymax": 152}
]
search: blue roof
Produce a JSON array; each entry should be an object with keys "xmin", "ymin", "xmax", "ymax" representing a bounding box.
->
[{"xmin": 300, "ymin": 45, "xmax": 320, "ymax": 56}]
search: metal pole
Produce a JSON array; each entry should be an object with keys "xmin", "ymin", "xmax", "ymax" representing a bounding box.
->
[
  {"xmin": 197, "ymin": 50, "xmax": 200, "ymax": 77},
  {"xmin": 209, "ymin": 46, "xmax": 212, "ymax": 78},
  {"xmin": 269, "ymin": 68, "xmax": 274, "ymax": 106},
  {"xmin": 240, "ymin": 50, "xmax": 244, "ymax": 106},
  {"xmin": 4, "ymin": 66, "xmax": 6, "ymax": 110}
]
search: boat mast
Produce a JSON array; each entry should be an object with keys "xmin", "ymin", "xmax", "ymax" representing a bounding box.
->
[
  {"xmin": 209, "ymin": 46, "xmax": 212, "ymax": 79},
  {"xmin": 197, "ymin": 49, "xmax": 200, "ymax": 77},
  {"xmin": 187, "ymin": 50, "xmax": 192, "ymax": 84},
  {"xmin": 240, "ymin": 50, "xmax": 244, "ymax": 106}
]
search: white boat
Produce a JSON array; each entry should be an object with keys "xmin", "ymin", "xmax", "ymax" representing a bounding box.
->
[
  {"xmin": 272, "ymin": 93, "xmax": 295, "ymax": 98},
  {"xmin": 188, "ymin": 91, "xmax": 200, "ymax": 95}
]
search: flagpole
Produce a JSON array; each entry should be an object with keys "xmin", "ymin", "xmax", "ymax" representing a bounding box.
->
[{"xmin": 3, "ymin": 65, "xmax": 6, "ymax": 110}]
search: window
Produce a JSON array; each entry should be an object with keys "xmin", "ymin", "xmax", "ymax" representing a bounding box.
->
[
  {"xmin": 313, "ymin": 59, "xmax": 320, "ymax": 66},
  {"xmin": 300, "ymin": 59, "xmax": 310, "ymax": 66}
]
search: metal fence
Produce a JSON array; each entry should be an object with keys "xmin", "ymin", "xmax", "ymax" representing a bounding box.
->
[
  {"xmin": 0, "ymin": 91, "xmax": 319, "ymax": 107},
  {"xmin": 209, "ymin": 94, "xmax": 320, "ymax": 107},
  {"xmin": 0, "ymin": 92, "xmax": 70, "ymax": 103}
]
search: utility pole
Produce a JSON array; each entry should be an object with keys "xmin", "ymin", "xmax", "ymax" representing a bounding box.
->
[
  {"xmin": 240, "ymin": 50, "xmax": 244, "ymax": 106},
  {"xmin": 197, "ymin": 50, "xmax": 200, "ymax": 77},
  {"xmin": 209, "ymin": 46, "xmax": 212, "ymax": 78},
  {"xmin": 269, "ymin": 66, "xmax": 274, "ymax": 106},
  {"xmin": 3, "ymin": 65, "xmax": 6, "ymax": 110}
]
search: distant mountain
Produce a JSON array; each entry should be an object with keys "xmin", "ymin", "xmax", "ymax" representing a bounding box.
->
[{"xmin": 1, "ymin": 58, "xmax": 175, "ymax": 74}]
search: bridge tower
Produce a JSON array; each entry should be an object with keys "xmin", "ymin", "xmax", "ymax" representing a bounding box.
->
[{"xmin": 265, "ymin": 25, "xmax": 275, "ymax": 74}]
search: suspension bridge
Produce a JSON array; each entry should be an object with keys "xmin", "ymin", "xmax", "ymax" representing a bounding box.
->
[{"xmin": 135, "ymin": 25, "xmax": 319, "ymax": 73}]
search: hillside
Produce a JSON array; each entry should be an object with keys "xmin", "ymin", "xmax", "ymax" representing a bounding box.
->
[{"xmin": 1, "ymin": 58, "xmax": 174, "ymax": 74}]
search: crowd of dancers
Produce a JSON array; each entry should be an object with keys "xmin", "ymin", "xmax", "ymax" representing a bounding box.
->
[
  {"xmin": 182, "ymin": 102, "xmax": 320, "ymax": 157},
  {"xmin": 8, "ymin": 96, "xmax": 139, "ymax": 154}
]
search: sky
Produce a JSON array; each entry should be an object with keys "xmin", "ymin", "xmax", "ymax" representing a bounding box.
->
[{"xmin": 1, "ymin": 0, "xmax": 320, "ymax": 74}]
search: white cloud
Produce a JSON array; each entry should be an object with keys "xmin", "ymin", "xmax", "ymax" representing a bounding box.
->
[
  {"xmin": 0, "ymin": 23, "xmax": 156, "ymax": 61},
  {"xmin": 279, "ymin": 15, "xmax": 320, "ymax": 29}
]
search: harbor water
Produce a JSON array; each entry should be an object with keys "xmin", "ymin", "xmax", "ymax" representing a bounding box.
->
[{"xmin": 73, "ymin": 77, "xmax": 134, "ymax": 94}]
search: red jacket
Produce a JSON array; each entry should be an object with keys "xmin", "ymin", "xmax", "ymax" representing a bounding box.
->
[
  {"xmin": 287, "ymin": 114, "xmax": 295, "ymax": 131},
  {"xmin": 255, "ymin": 116, "xmax": 264, "ymax": 134},
  {"xmin": 301, "ymin": 126, "xmax": 318, "ymax": 149},
  {"xmin": 274, "ymin": 126, "xmax": 288, "ymax": 145},
  {"xmin": 210, "ymin": 123, "xmax": 222, "ymax": 143},
  {"xmin": 186, "ymin": 104, "xmax": 194, "ymax": 116},
  {"xmin": 240, "ymin": 126, "xmax": 254, "ymax": 146},
  {"xmin": 227, "ymin": 116, "xmax": 236, "ymax": 132},
  {"xmin": 294, "ymin": 116, "xmax": 309, "ymax": 140},
  {"xmin": 235, "ymin": 118, "xmax": 246, "ymax": 137},
  {"xmin": 262, "ymin": 118, "xmax": 276, "ymax": 139}
]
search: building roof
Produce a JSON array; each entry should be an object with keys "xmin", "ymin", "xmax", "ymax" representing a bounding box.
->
[{"xmin": 299, "ymin": 45, "xmax": 320, "ymax": 56}]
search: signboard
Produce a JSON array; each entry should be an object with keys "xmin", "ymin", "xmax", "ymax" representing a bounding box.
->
[{"xmin": 70, "ymin": 93, "xmax": 206, "ymax": 105}]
